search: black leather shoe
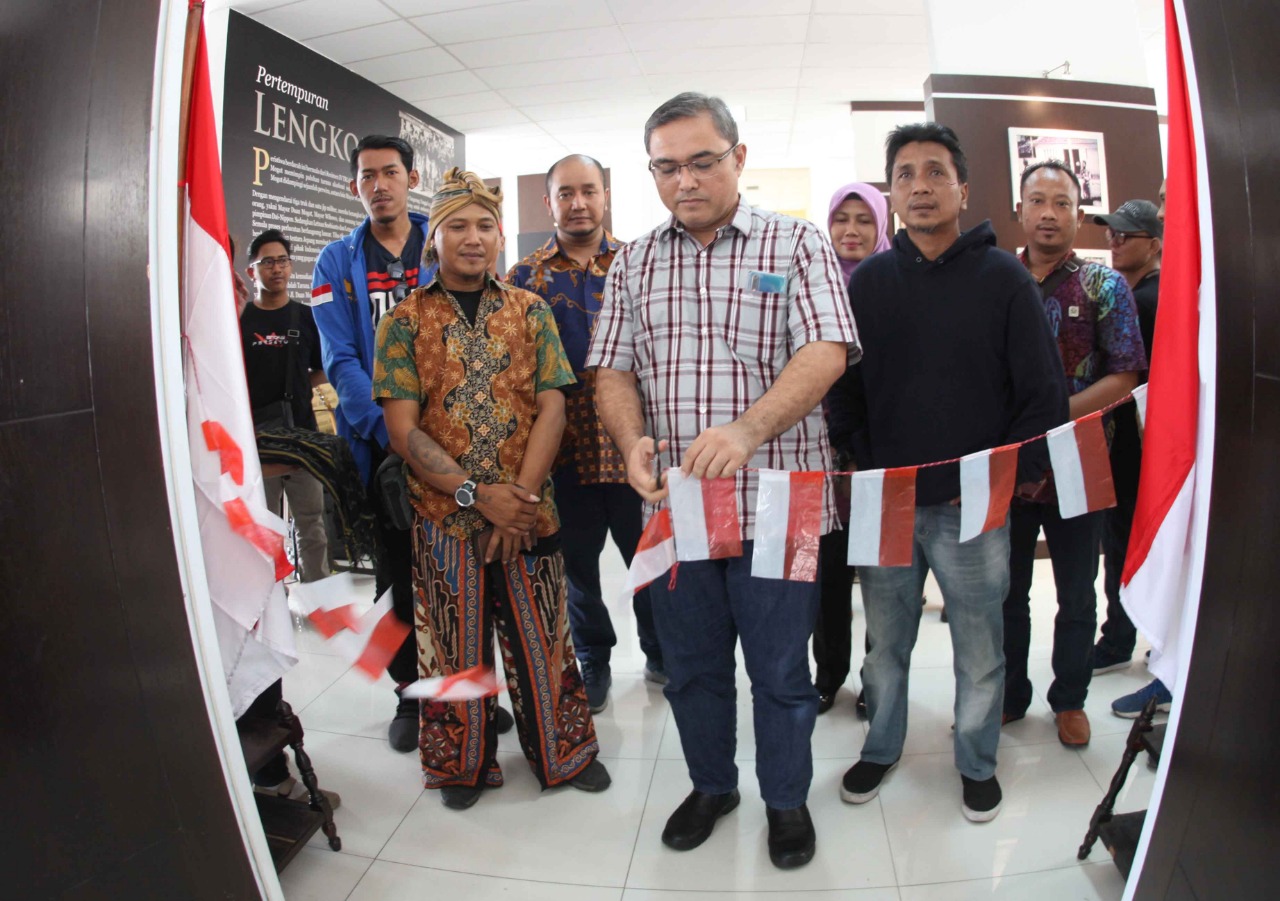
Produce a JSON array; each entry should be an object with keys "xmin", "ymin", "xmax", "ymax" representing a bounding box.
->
[
  {"xmin": 495, "ymin": 705, "xmax": 515, "ymax": 734},
  {"xmin": 661, "ymin": 789, "xmax": 740, "ymax": 851},
  {"xmin": 766, "ymin": 804, "xmax": 816, "ymax": 869},
  {"xmin": 440, "ymin": 784, "xmax": 483, "ymax": 810},
  {"xmin": 817, "ymin": 693, "xmax": 836, "ymax": 715},
  {"xmin": 388, "ymin": 695, "xmax": 418, "ymax": 752}
]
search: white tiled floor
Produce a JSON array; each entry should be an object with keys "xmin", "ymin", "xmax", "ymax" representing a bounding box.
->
[{"xmin": 277, "ymin": 541, "xmax": 1156, "ymax": 901}]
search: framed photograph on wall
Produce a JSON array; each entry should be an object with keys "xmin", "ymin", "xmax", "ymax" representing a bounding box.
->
[{"xmin": 1009, "ymin": 127, "xmax": 1108, "ymax": 214}]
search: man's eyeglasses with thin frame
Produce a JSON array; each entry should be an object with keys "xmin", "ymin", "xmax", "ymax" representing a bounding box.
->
[
  {"xmin": 648, "ymin": 144, "xmax": 740, "ymax": 181},
  {"xmin": 1104, "ymin": 228, "xmax": 1154, "ymax": 247},
  {"xmin": 254, "ymin": 255, "xmax": 291, "ymax": 270}
]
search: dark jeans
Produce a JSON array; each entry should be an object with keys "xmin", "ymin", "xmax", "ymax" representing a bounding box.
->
[
  {"xmin": 813, "ymin": 527, "xmax": 855, "ymax": 695},
  {"xmin": 554, "ymin": 477, "xmax": 661, "ymax": 668},
  {"xmin": 648, "ymin": 541, "xmax": 819, "ymax": 809},
  {"xmin": 370, "ymin": 447, "xmax": 417, "ymax": 686},
  {"xmin": 1003, "ymin": 502, "xmax": 1103, "ymax": 716},
  {"xmin": 1099, "ymin": 490, "xmax": 1138, "ymax": 658}
]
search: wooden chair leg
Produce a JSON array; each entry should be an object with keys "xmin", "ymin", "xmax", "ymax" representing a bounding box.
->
[
  {"xmin": 1078, "ymin": 694, "xmax": 1158, "ymax": 859},
  {"xmin": 277, "ymin": 700, "xmax": 342, "ymax": 852}
]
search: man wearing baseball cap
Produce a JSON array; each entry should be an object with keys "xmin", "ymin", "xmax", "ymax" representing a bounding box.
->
[{"xmin": 1090, "ymin": 199, "xmax": 1162, "ymax": 678}]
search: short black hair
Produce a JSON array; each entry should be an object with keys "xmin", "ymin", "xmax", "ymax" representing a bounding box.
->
[
  {"xmin": 248, "ymin": 228, "xmax": 291, "ymax": 261},
  {"xmin": 884, "ymin": 122, "xmax": 968, "ymax": 184},
  {"xmin": 644, "ymin": 92, "xmax": 738, "ymax": 154},
  {"xmin": 349, "ymin": 135, "xmax": 415, "ymax": 179},
  {"xmin": 1020, "ymin": 159, "xmax": 1082, "ymax": 203},
  {"xmin": 545, "ymin": 154, "xmax": 607, "ymax": 194}
]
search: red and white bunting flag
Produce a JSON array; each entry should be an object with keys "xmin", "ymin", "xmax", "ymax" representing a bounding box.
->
[
  {"xmin": 288, "ymin": 574, "xmax": 364, "ymax": 638},
  {"xmin": 1046, "ymin": 413, "xmax": 1117, "ymax": 519},
  {"xmin": 182, "ymin": 0, "xmax": 294, "ymax": 717},
  {"xmin": 959, "ymin": 444, "xmax": 1020, "ymax": 542},
  {"xmin": 621, "ymin": 508, "xmax": 677, "ymax": 596},
  {"xmin": 846, "ymin": 467, "xmax": 917, "ymax": 567},
  {"xmin": 329, "ymin": 589, "xmax": 413, "ymax": 680},
  {"xmin": 751, "ymin": 469, "xmax": 825, "ymax": 581},
  {"xmin": 1121, "ymin": 0, "xmax": 1213, "ymax": 693},
  {"xmin": 667, "ymin": 469, "xmax": 743, "ymax": 561},
  {"xmin": 1131, "ymin": 383, "xmax": 1149, "ymax": 431},
  {"xmin": 399, "ymin": 665, "xmax": 507, "ymax": 701}
]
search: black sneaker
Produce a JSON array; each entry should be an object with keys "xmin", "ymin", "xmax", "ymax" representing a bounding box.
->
[
  {"xmin": 580, "ymin": 659, "xmax": 611, "ymax": 713},
  {"xmin": 1092, "ymin": 642, "xmax": 1133, "ymax": 675},
  {"xmin": 567, "ymin": 758, "xmax": 611, "ymax": 792},
  {"xmin": 440, "ymin": 784, "xmax": 483, "ymax": 810},
  {"xmin": 840, "ymin": 759, "xmax": 898, "ymax": 804},
  {"xmin": 961, "ymin": 774, "xmax": 1002, "ymax": 822},
  {"xmin": 388, "ymin": 693, "xmax": 418, "ymax": 753},
  {"xmin": 494, "ymin": 705, "xmax": 515, "ymax": 734}
]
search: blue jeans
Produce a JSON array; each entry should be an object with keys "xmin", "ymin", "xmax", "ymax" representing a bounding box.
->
[
  {"xmin": 860, "ymin": 505, "xmax": 1009, "ymax": 781},
  {"xmin": 647, "ymin": 541, "xmax": 820, "ymax": 809},
  {"xmin": 554, "ymin": 477, "xmax": 662, "ymax": 669},
  {"xmin": 1003, "ymin": 503, "xmax": 1102, "ymax": 716}
]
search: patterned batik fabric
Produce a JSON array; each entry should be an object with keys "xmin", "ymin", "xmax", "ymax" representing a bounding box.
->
[
  {"xmin": 587, "ymin": 200, "xmax": 862, "ymax": 537},
  {"xmin": 507, "ymin": 235, "xmax": 627, "ymax": 485},
  {"xmin": 372, "ymin": 274, "xmax": 576, "ymax": 539},
  {"xmin": 411, "ymin": 517, "xmax": 599, "ymax": 790}
]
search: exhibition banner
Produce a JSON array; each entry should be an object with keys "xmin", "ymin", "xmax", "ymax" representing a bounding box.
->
[{"xmin": 221, "ymin": 11, "xmax": 463, "ymax": 297}]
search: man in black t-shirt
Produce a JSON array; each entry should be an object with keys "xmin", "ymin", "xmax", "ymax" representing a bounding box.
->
[{"xmin": 241, "ymin": 228, "xmax": 330, "ymax": 582}]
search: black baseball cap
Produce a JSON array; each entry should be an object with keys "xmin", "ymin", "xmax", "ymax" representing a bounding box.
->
[{"xmin": 1094, "ymin": 199, "xmax": 1163, "ymax": 239}]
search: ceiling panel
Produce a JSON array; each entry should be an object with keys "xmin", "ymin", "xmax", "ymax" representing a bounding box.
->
[
  {"xmin": 499, "ymin": 75, "xmax": 654, "ymax": 108},
  {"xmin": 434, "ymin": 109, "xmax": 536, "ymax": 132},
  {"xmin": 645, "ymin": 68, "xmax": 802, "ymax": 96},
  {"xmin": 802, "ymin": 41, "xmax": 929, "ymax": 69},
  {"xmin": 304, "ymin": 21, "xmax": 434, "ymax": 64},
  {"xmin": 410, "ymin": 1, "xmax": 616, "ymax": 44},
  {"xmin": 381, "ymin": 68, "xmax": 488, "ymax": 101},
  {"xmin": 445, "ymin": 26, "xmax": 631, "ymax": 67},
  {"xmin": 253, "ymin": 0, "xmax": 398, "ymax": 41},
  {"xmin": 621, "ymin": 16, "xmax": 809, "ymax": 52},
  {"xmin": 607, "ymin": 0, "xmax": 810, "ymax": 23},
  {"xmin": 410, "ymin": 90, "xmax": 513, "ymax": 117},
  {"xmin": 346, "ymin": 46, "xmax": 464, "ymax": 82},
  {"xmin": 382, "ymin": 0, "xmax": 512, "ymax": 15},
  {"xmin": 473, "ymin": 53, "xmax": 642, "ymax": 89},
  {"xmin": 635, "ymin": 44, "xmax": 806, "ymax": 74},
  {"xmin": 811, "ymin": 0, "xmax": 926, "ymax": 12},
  {"xmin": 806, "ymin": 14, "xmax": 927, "ymax": 45}
]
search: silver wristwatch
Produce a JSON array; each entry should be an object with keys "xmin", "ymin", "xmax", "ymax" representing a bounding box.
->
[{"xmin": 454, "ymin": 479, "xmax": 478, "ymax": 508}]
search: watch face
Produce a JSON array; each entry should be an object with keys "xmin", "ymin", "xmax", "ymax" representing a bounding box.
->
[{"xmin": 455, "ymin": 480, "xmax": 477, "ymax": 507}]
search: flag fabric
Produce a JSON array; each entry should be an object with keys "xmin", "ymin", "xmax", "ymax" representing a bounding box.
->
[
  {"xmin": 751, "ymin": 469, "xmax": 825, "ymax": 581},
  {"xmin": 1120, "ymin": 0, "xmax": 1212, "ymax": 692},
  {"xmin": 288, "ymin": 573, "xmax": 364, "ymax": 638},
  {"xmin": 328, "ymin": 589, "xmax": 412, "ymax": 680},
  {"xmin": 1046, "ymin": 413, "xmax": 1117, "ymax": 519},
  {"xmin": 667, "ymin": 469, "xmax": 743, "ymax": 561},
  {"xmin": 182, "ymin": 0, "xmax": 294, "ymax": 717},
  {"xmin": 958, "ymin": 444, "xmax": 1020, "ymax": 542},
  {"xmin": 621, "ymin": 508, "xmax": 677, "ymax": 596},
  {"xmin": 847, "ymin": 467, "xmax": 917, "ymax": 567},
  {"xmin": 399, "ymin": 666, "xmax": 507, "ymax": 701},
  {"xmin": 1131, "ymin": 383, "xmax": 1149, "ymax": 431}
]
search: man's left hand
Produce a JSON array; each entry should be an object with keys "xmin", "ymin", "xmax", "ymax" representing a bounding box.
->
[{"xmin": 682, "ymin": 420, "xmax": 762, "ymax": 480}]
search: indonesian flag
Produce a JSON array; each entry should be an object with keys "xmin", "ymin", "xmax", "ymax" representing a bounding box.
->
[
  {"xmin": 959, "ymin": 444, "xmax": 1020, "ymax": 542},
  {"xmin": 1046, "ymin": 412, "xmax": 1117, "ymax": 519},
  {"xmin": 327, "ymin": 589, "xmax": 413, "ymax": 680},
  {"xmin": 400, "ymin": 666, "xmax": 507, "ymax": 701},
  {"xmin": 667, "ymin": 469, "xmax": 743, "ymax": 561},
  {"xmin": 1131, "ymin": 383, "xmax": 1149, "ymax": 431},
  {"xmin": 182, "ymin": 0, "xmax": 295, "ymax": 717},
  {"xmin": 847, "ymin": 467, "xmax": 917, "ymax": 567},
  {"xmin": 621, "ymin": 508, "xmax": 677, "ymax": 595},
  {"xmin": 751, "ymin": 470, "xmax": 825, "ymax": 581},
  {"xmin": 288, "ymin": 573, "xmax": 363, "ymax": 638},
  {"xmin": 1120, "ymin": 0, "xmax": 1215, "ymax": 693}
]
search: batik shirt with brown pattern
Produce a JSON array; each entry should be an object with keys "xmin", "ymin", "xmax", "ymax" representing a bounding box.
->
[{"xmin": 372, "ymin": 274, "xmax": 576, "ymax": 540}]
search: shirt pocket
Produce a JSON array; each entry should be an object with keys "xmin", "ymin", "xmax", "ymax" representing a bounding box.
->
[{"xmin": 717, "ymin": 284, "xmax": 791, "ymax": 388}]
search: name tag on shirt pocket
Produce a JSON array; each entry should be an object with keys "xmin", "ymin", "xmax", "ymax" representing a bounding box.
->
[
  {"xmin": 1068, "ymin": 305, "xmax": 1080, "ymax": 318},
  {"xmin": 746, "ymin": 270, "xmax": 786, "ymax": 294}
]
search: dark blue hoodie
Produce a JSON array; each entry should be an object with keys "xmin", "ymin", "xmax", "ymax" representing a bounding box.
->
[{"xmin": 828, "ymin": 220, "xmax": 1068, "ymax": 506}]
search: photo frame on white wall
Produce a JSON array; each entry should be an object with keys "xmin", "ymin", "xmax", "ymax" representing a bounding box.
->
[{"xmin": 1009, "ymin": 127, "xmax": 1109, "ymax": 214}]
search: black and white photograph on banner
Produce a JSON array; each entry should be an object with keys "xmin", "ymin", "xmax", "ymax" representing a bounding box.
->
[
  {"xmin": 398, "ymin": 110, "xmax": 456, "ymax": 196},
  {"xmin": 1009, "ymin": 127, "xmax": 1109, "ymax": 213}
]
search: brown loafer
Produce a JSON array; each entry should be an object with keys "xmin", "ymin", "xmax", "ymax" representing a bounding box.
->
[{"xmin": 1055, "ymin": 709, "xmax": 1091, "ymax": 746}]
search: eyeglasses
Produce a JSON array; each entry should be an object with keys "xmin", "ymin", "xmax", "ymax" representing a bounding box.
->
[
  {"xmin": 648, "ymin": 144, "xmax": 740, "ymax": 181},
  {"xmin": 387, "ymin": 258, "xmax": 410, "ymax": 303},
  {"xmin": 254, "ymin": 256, "xmax": 291, "ymax": 270},
  {"xmin": 1105, "ymin": 228, "xmax": 1153, "ymax": 246}
]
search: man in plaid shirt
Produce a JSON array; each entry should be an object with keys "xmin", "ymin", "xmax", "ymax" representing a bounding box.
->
[{"xmin": 587, "ymin": 92, "xmax": 860, "ymax": 870}]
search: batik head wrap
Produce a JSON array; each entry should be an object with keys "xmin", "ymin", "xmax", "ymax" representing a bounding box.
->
[{"xmin": 425, "ymin": 167, "xmax": 504, "ymax": 258}]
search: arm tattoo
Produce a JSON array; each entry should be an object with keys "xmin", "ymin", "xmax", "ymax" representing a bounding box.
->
[{"xmin": 407, "ymin": 428, "xmax": 466, "ymax": 476}]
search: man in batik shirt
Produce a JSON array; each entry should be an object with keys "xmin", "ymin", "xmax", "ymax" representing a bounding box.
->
[
  {"xmin": 507, "ymin": 153, "xmax": 665, "ymax": 715},
  {"xmin": 374, "ymin": 168, "xmax": 611, "ymax": 810},
  {"xmin": 1005, "ymin": 160, "xmax": 1147, "ymax": 748}
]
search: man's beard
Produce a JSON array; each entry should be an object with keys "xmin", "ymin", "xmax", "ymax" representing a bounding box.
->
[{"xmin": 910, "ymin": 222, "xmax": 939, "ymax": 235}]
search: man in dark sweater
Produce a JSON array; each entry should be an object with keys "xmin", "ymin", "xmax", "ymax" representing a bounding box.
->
[
  {"xmin": 828, "ymin": 123, "xmax": 1068, "ymax": 823},
  {"xmin": 1090, "ymin": 198, "xmax": 1162, "ymax": 674}
]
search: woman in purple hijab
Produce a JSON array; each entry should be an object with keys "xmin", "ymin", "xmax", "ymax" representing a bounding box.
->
[{"xmin": 815, "ymin": 182, "xmax": 890, "ymax": 716}]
